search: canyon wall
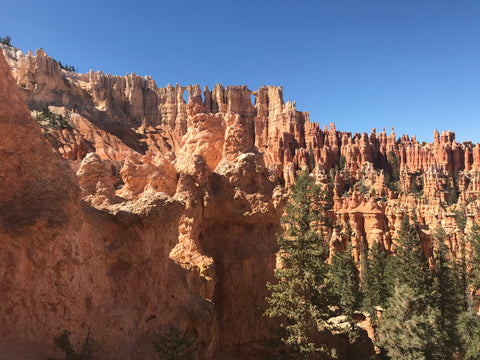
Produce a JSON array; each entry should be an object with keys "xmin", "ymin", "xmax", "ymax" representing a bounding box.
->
[
  {"xmin": 0, "ymin": 45, "xmax": 289, "ymax": 359},
  {"xmin": 0, "ymin": 47, "xmax": 226, "ymax": 360},
  {"xmin": 2, "ymin": 44, "xmax": 480, "ymax": 358}
]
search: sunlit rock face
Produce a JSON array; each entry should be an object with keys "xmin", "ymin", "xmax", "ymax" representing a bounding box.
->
[
  {"xmin": 0, "ymin": 47, "xmax": 213, "ymax": 360},
  {"xmin": 2, "ymin": 44, "xmax": 480, "ymax": 358}
]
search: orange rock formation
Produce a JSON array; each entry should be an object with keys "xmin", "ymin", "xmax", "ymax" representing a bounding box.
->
[{"xmin": 2, "ymin": 44, "xmax": 480, "ymax": 358}]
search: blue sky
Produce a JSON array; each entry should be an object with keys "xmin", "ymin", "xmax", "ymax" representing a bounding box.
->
[{"xmin": 2, "ymin": 0, "xmax": 479, "ymax": 143}]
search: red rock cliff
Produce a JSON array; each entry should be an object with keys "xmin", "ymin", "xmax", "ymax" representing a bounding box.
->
[
  {"xmin": 0, "ymin": 48, "xmax": 213, "ymax": 359},
  {"xmin": 3, "ymin": 44, "xmax": 480, "ymax": 358},
  {"xmin": 1, "ymin": 46, "xmax": 289, "ymax": 359}
]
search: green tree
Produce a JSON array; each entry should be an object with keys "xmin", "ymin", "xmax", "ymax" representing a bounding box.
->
[
  {"xmin": 384, "ymin": 216, "xmax": 432, "ymax": 300},
  {"xmin": 380, "ymin": 215, "xmax": 436, "ymax": 358},
  {"xmin": 455, "ymin": 222, "xmax": 480, "ymax": 359},
  {"xmin": 411, "ymin": 173, "xmax": 424, "ymax": 197},
  {"xmin": 446, "ymin": 177, "xmax": 458, "ymax": 205},
  {"xmin": 329, "ymin": 244, "xmax": 361, "ymax": 317},
  {"xmin": 458, "ymin": 231, "xmax": 470, "ymax": 311},
  {"xmin": 308, "ymin": 145, "xmax": 316, "ymax": 171},
  {"xmin": 386, "ymin": 151, "xmax": 400, "ymax": 192},
  {"xmin": 0, "ymin": 35, "xmax": 11, "ymax": 46},
  {"xmin": 34, "ymin": 105, "xmax": 71, "ymax": 132},
  {"xmin": 387, "ymin": 151, "xmax": 399, "ymax": 181},
  {"xmin": 152, "ymin": 325, "xmax": 197, "ymax": 360},
  {"xmin": 368, "ymin": 240, "xmax": 388, "ymax": 309},
  {"xmin": 467, "ymin": 222, "xmax": 480, "ymax": 291},
  {"xmin": 430, "ymin": 226, "xmax": 463, "ymax": 359},
  {"xmin": 455, "ymin": 209, "xmax": 467, "ymax": 233},
  {"xmin": 343, "ymin": 168, "xmax": 352, "ymax": 194},
  {"xmin": 359, "ymin": 242, "xmax": 372, "ymax": 314},
  {"xmin": 457, "ymin": 311, "xmax": 480, "ymax": 360},
  {"xmin": 377, "ymin": 285, "xmax": 436, "ymax": 360},
  {"xmin": 337, "ymin": 155, "xmax": 346, "ymax": 171},
  {"xmin": 265, "ymin": 171, "xmax": 334, "ymax": 358}
]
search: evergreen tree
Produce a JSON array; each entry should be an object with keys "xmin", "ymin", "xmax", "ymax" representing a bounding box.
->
[
  {"xmin": 446, "ymin": 177, "xmax": 458, "ymax": 205},
  {"xmin": 361, "ymin": 240, "xmax": 388, "ymax": 328},
  {"xmin": 337, "ymin": 155, "xmax": 346, "ymax": 171},
  {"xmin": 308, "ymin": 145, "xmax": 316, "ymax": 171},
  {"xmin": 152, "ymin": 325, "xmax": 197, "ymax": 360},
  {"xmin": 386, "ymin": 151, "xmax": 400, "ymax": 192},
  {"xmin": 430, "ymin": 226, "xmax": 462, "ymax": 359},
  {"xmin": 458, "ymin": 237, "xmax": 470, "ymax": 308},
  {"xmin": 329, "ymin": 243, "xmax": 361, "ymax": 317},
  {"xmin": 359, "ymin": 241, "xmax": 373, "ymax": 315},
  {"xmin": 455, "ymin": 209, "xmax": 467, "ymax": 233},
  {"xmin": 457, "ymin": 311, "xmax": 480, "ymax": 360},
  {"xmin": 379, "ymin": 216, "xmax": 437, "ymax": 358},
  {"xmin": 265, "ymin": 171, "xmax": 334, "ymax": 358},
  {"xmin": 384, "ymin": 215, "xmax": 432, "ymax": 300},
  {"xmin": 467, "ymin": 222, "xmax": 480, "ymax": 291},
  {"xmin": 343, "ymin": 168, "xmax": 352, "ymax": 193},
  {"xmin": 387, "ymin": 151, "xmax": 399, "ymax": 182},
  {"xmin": 383, "ymin": 254, "xmax": 399, "ymax": 304},
  {"xmin": 377, "ymin": 285, "xmax": 436, "ymax": 360},
  {"xmin": 368, "ymin": 240, "xmax": 388, "ymax": 309},
  {"xmin": 456, "ymin": 222, "xmax": 480, "ymax": 359},
  {"xmin": 456, "ymin": 215, "xmax": 470, "ymax": 311},
  {"xmin": 0, "ymin": 35, "xmax": 11, "ymax": 46}
]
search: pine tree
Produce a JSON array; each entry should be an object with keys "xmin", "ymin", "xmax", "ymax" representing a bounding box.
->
[
  {"xmin": 368, "ymin": 240, "xmax": 388, "ymax": 309},
  {"xmin": 457, "ymin": 311, "xmax": 480, "ymax": 360},
  {"xmin": 387, "ymin": 151, "xmax": 400, "ymax": 182},
  {"xmin": 0, "ymin": 35, "xmax": 11, "ymax": 46},
  {"xmin": 386, "ymin": 151, "xmax": 400, "ymax": 192},
  {"xmin": 467, "ymin": 222, "xmax": 480, "ymax": 291},
  {"xmin": 377, "ymin": 285, "xmax": 436, "ymax": 360},
  {"xmin": 379, "ymin": 216, "xmax": 437, "ymax": 358},
  {"xmin": 430, "ymin": 226, "xmax": 462, "ymax": 359},
  {"xmin": 308, "ymin": 145, "xmax": 316, "ymax": 171},
  {"xmin": 360, "ymin": 240, "xmax": 388, "ymax": 326},
  {"xmin": 360, "ymin": 241, "xmax": 373, "ymax": 315},
  {"xmin": 337, "ymin": 155, "xmax": 346, "ymax": 171},
  {"xmin": 152, "ymin": 325, "xmax": 197, "ymax": 360},
  {"xmin": 384, "ymin": 215, "xmax": 432, "ymax": 301},
  {"xmin": 456, "ymin": 222, "xmax": 480, "ymax": 359},
  {"xmin": 329, "ymin": 243, "xmax": 361, "ymax": 317},
  {"xmin": 446, "ymin": 177, "xmax": 458, "ymax": 205},
  {"xmin": 457, "ymin": 224, "xmax": 470, "ymax": 311},
  {"xmin": 265, "ymin": 171, "xmax": 334, "ymax": 358}
]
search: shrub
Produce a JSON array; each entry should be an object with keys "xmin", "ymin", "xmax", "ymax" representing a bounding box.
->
[
  {"xmin": 47, "ymin": 330, "xmax": 92, "ymax": 360},
  {"xmin": 34, "ymin": 105, "xmax": 71, "ymax": 132},
  {"xmin": 0, "ymin": 35, "xmax": 12, "ymax": 46},
  {"xmin": 152, "ymin": 325, "xmax": 197, "ymax": 360}
]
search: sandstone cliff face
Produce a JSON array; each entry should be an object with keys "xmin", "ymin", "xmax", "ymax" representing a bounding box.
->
[
  {"xmin": 0, "ymin": 49, "xmax": 218, "ymax": 360},
  {"xmin": 0, "ymin": 46, "xmax": 288, "ymax": 359},
  {"xmin": 3, "ymin": 44, "xmax": 480, "ymax": 358}
]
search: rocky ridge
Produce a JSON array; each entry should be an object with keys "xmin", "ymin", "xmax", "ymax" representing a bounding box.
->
[{"xmin": 2, "ymin": 44, "xmax": 480, "ymax": 358}]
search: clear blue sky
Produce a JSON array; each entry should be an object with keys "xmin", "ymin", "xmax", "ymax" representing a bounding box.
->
[{"xmin": 2, "ymin": 0, "xmax": 479, "ymax": 143}]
